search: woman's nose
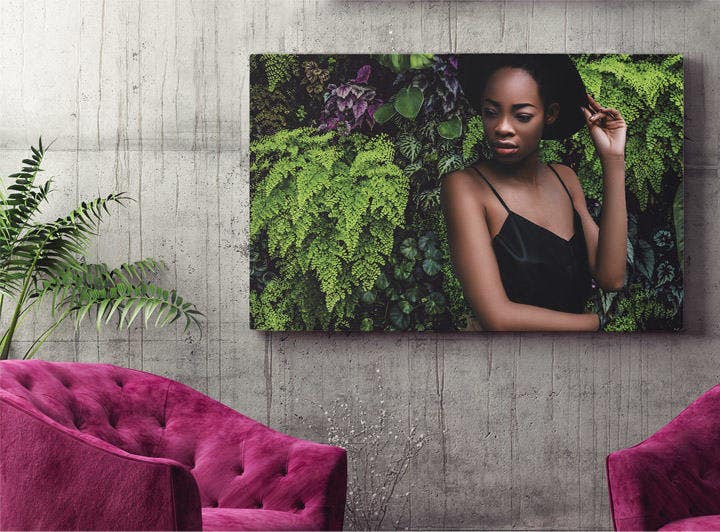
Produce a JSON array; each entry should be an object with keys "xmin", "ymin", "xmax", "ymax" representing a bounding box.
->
[{"xmin": 495, "ymin": 116, "xmax": 514, "ymax": 136}]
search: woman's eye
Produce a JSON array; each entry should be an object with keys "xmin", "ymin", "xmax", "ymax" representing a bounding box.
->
[
  {"xmin": 482, "ymin": 108, "xmax": 496, "ymax": 116},
  {"xmin": 517, "ymin": 115, "xmax": 532, "ymax": 122}
]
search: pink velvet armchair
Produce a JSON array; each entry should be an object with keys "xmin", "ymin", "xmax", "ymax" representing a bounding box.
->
[
  {"xmin": 606, "ymin": 383, "xmax": 720, "ymax": 531},
  {"xmin": 0, "ymin": 359, "xmax": 347, "ymax": 531}
]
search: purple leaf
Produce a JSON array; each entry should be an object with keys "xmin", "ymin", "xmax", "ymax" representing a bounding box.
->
[
  {"xmin": 336, "ymin": 85, "xmax": 351, "ymax": 99},
  {"xmin": 353, "ymin": 100, "xmax": 368, "ymax": 119},
  {"xmin": 352, "ymin": 65, "xmax": 371, "ymax": 84}
]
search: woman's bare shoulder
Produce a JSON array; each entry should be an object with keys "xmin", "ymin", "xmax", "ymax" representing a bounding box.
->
[
  {"xmin": 440, "ymin": 165, "xmax": 491, "ymax": 204},
  {"xmin": 549, "ymin": 162, "xmax": 586, "ymax": 201}
]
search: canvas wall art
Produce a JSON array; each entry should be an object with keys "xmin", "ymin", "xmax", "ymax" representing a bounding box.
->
[{"xmin": 249, "ymin": 53, "xmax": 683, "ymax": 332}]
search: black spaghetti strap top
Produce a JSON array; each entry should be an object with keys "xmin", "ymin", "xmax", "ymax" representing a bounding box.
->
[{"xmin": 468, "ymin": 163, "xmax": 593, "ymax": 313}]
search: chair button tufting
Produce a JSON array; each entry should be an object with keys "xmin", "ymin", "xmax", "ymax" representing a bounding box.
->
[
  {"xmin": 234, "ymin": 465, "xmax": 244, "ymax": 475},
  {"xmin": 256, "ymin": 501, "xmax": 263, "ymax": 509},
  {"xmin": 210, "ymin": 500, "xmax": 218, "ymax": 508},
  {"xmin": 295, "ymin": 501, "xmax": 305, "ymax": 510}
]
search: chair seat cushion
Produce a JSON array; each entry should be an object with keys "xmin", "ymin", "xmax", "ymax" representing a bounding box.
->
[
  {"xmin": 660, "ymin": 515, "xmax": 720, "ymax": 530},
  {"xmin": 202, "ymin": 507, "xmax": 320, "ymax": 531}
]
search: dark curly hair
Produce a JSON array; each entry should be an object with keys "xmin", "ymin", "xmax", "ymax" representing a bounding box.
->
[{"xmin": 457, "ymin": 54, "xmax": 587, "ymax": 140}]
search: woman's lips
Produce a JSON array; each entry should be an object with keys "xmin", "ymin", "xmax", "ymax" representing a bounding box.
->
[{"xmin": 493, "ymin": 145, "xmax": 519, "ymax": 156}]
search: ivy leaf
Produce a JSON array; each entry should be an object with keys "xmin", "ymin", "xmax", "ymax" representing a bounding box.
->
[
  {"xmin": 418, "ymin": 233, "xmax": 435, "ymax": 251},
  {"xmin": 424, "ymin": 292, "xmax": 446, "ymax": 314},
  {"xmin": 360, "ymin": 317, "xmax": 373, "ymax": 332},
  {"xmin": 361, "ymin": 290, "xmax": 376, "ymax": 304},
  {"xmin": 656, "ymin": 261, "xmax": 675, "ymax": 286},
  {"xmin": 389, "ymin": 305, "xmax": 411, "ymax": 329},
  {"xmin": 400, "ymin": 237, "xmax": 418, "ymax": 260},
  {"xmin": 375, "ymin": 272, "xmax": 389, "ymax": 290},
  {"xmin": 394, "ymin": 261, "xmax": 414, "ymax": 281},
  {"xmin": 422, "ymin": 257, "xmax": 441, "ymax": 276},
  {"xmin": 398, "ymin": 299, "xmax": 413, "ymax": 314},
  {"xmin": 626, "ymin": 237, "xmax": 635, "ymax": 267},
  {"xmin": 405, "ymin": 286, "xmax": 420, "ymax": 304},
  {"xmin": 424, "ymin": 245, "xmax": 442, "ymax": 261}
]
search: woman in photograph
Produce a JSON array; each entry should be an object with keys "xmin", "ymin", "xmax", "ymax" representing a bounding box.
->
[{"xmin": 441, "ymin": 54, "xmax": 627, "ymax": 331}]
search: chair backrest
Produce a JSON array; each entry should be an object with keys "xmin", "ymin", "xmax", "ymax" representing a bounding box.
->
[
  {"xmin": 156, "ymin": 374, "xmax": 346, "ymax": 523},
  {"xmin": 0, "ymin": 359, "xmax": 170, "ymax": 458},
  {"xmin": 0, "ymin": 359, "xmax": 346, "ymax": 528}
]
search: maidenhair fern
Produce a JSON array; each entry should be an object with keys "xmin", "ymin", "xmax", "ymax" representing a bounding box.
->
[
  {"xmin": 250, "ymin": 127, "xmax": 408, "ymax": 330},
  {"xmin": 574, "ymin": 54, "xmax": 683, "ymax": 210}
]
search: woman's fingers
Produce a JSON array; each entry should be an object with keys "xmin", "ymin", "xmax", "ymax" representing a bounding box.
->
[
  {"xmin": 580, "ymin": 105, "xmax": 594, "ymax": 126},
  {"xmin": 586, "ymin": 93, "xmax": 602, "ymax": 112},
  {"xmin": 587, "ymin": 93, "xmax": 623, "ymax": 122}
]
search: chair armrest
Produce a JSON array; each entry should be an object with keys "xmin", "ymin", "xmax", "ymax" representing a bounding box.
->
[
  {"xmin": 0, "ymin": 392, "xmax": 202, "ymax": 531},
  {"xmin": 607, "ymin": 409, "xmax": 720, "ymax": 530}
]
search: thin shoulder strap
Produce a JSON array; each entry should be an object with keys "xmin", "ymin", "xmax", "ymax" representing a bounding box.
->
[
  {"xmin": 467, "ymin": 164, "xmax": 511, "ymax": 213},
  {"xmin": 547, "ymin": 163, "xmax": 573, "ymax": 204}
]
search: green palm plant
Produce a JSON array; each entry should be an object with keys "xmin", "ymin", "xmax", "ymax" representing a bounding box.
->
[{"xmin": 0, "ymin": 138, "xmax": 204, "ymax": 360}]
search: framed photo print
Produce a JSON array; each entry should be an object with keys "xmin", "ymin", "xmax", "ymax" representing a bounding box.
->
[{"xmin": 249, "ymin": 53, "xmax": 683, "ymax": 332}]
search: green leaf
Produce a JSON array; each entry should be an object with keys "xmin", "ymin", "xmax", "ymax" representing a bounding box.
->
[
  {"xmin": 394, "ymin": 86, "xmax": 423, "ymax": 119},
  {"xmin": 673, "ymin": 182, "xmax": 684, "ymax": 272},
  {"xmin": 437, "ymin": 117, "xmax": 462, "ymax": 139},
  {"xmin": 636, "ymin": 239, "xmax": 655, "ymax": 281},
  {"xmin": 124, "ymin": 300, "xmax": 145, "ymax": 329},
  {"xmin": 422, "ymin": 257, "xmax": 441, "ymax": 276},
  {"xmin": 360, "ymin": 290, "xmax": 376, "ymax": 304},
  {"xmin": 409, "ymin": 54, "xmax": 435, "ymax": 70},
  {"xmin": 389, "ymin": 305, "xmax": 410, "ymax": 329},
  {"xmin": 393, "ymin": 261, "xmax": 413, "ymax": 281},
  {"xmin": 398, "ymin": 299, "xmax": 413, "ymax": 314},
  {"xmin": 143, "ymin": 299, "xmax": 162, "ymax": 327},
  {"xmin": 418, "ymin": 233, "xmax": 435, "ymax": 251},
  {"xmin": 424, "ymin": 292, "xmax": 446, "ymax": 314},
  {"xmin": 375, "ymin": 272, "xmax": 389, "ymax": 290},
  {"xmin": 376, "ymin": 54, "xmax": 411, "ymax": 73},
  {"xmin": 373, "ymin": 102, "xmax": 396, "ymax": 124},
  {"xmin": 95, "ymin": 299, "xmax": 110, "ymax": 332},
  {"xmin": 400, "ymin": 237, "xmax": 418, "ymax": 260},
  {"xmin": 360, "ymin": 317, "xmax": 373, "ymax": 332},
  {"xmin": 424, "ymin": 245, "xmax": 442, "ymax": 261}
]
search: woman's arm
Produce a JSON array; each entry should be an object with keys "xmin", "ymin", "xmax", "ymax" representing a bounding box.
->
[
  {"xmin": 553, "ymin": 161, "xmax": 626, "ymax": 291},
  {"xmin": 440, "ymin": 171, "xmax": 601, "ymax": 332},
  {"xmin": 579, "ymin": 93, "xmax": 629, "ymax": 290},
  {"xmin": 594, "ymin": 155, "xmax": 627, "ymax": 289}
]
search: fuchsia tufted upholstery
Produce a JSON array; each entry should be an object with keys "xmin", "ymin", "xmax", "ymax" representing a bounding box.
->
[
  {"xmin": 0, "ymin": 359, "xmax": 347, "ymax": 531},
  {"xmin": 606, "ymin": 382, "xmax": 720, "ymax": 531}
]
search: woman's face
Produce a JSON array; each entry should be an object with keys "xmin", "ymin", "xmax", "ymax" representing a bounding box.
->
[{"xmin": 480, "ymin": 67, "xmax": 559, "ymax": 162}]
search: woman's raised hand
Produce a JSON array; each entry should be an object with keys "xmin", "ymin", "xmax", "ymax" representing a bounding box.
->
[{"xmin": 580, "ymin": 93, "xmax": 627, "ymax": 160}]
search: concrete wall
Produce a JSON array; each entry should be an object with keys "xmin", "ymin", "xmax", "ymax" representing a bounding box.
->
[{"xmin": 1, "ymin": 1, "xmax": 717, "ymax": 529}]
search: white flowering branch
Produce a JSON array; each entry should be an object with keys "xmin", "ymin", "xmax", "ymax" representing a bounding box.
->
[{"xmin": 295, "ymin": 365, "xmax": 429, "ymax": 530}]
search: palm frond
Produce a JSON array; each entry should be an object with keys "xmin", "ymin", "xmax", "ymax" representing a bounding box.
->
[
  {"xmin": 0, "ymin": 192, "xmax": 133, "ymax": 296},
  {"xmin": 0, "ymin": 139, "xmax": 50, "ymax": 248},
  {"xmin": 31, "ymin": 259, "xmax": 169, "ymax": 318}
]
